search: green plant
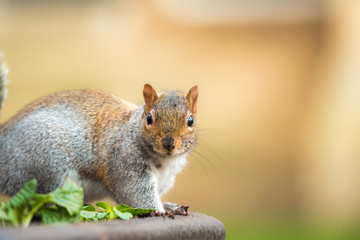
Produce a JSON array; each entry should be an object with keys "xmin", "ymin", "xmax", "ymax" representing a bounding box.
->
[
  {"xmin": 0, "ymin": 178, "xmax": 83, "ymax": 227},
  {"xmin": 80, "ymin": 201, "xmax": 155, "ymax": 222},
  {"xmin": 0, "ymin": 178, "xmax": 156, "ymax": 228}
]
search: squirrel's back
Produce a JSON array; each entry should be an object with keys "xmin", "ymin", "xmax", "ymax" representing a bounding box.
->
[
  {"xmin": 1, "ymin": 89, "xmax": 139, "ymax": 131},
  {"xmin": 0, "ymin": 89, "xmax": 139, "ymax": 196}
]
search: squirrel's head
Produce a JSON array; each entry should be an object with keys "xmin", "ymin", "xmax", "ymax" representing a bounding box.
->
[{"xmin": 141, "ymin": 84, "xmax": 198, "ymax": 157}]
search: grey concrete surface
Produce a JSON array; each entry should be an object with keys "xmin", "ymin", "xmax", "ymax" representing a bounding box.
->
[{"xmin": 0, "ymin": 212, "xmax": 225, "ymax": 240}]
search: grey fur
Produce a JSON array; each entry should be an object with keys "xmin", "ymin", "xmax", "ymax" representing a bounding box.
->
[
  {"xmin": 0, "ymin": 105, "xmax": 94, "ymax": 195},
  {"xmin": 107, "ymin": 108, "xmax": 163, "ymax": 209}
]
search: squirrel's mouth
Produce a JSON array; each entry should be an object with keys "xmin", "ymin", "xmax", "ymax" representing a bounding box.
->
[
  {"xmin": 157, "ymin": 148, "xmax": 175, "ymax": 157},
  {"xmin": 149, "ymin": 136, "xmax": 187, "ymax": 157},
  {"xmin": 166, "ymin": 150, "xmax": 174, "ymax": 156},
  {"xmin": 152, "ymin": 147, "xmax": 182, "ymax": 158}
]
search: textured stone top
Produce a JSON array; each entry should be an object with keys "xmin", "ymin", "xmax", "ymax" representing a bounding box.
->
[{"xmin": 0, "ymin": 212, "xmax": 225, "ymax": 240}]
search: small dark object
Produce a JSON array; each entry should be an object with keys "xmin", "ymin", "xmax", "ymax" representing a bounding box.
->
[
  {"xmin": 168, "ymin": 212, "xmax": 175, "ymax": 219},
  {"xmin": 182, "ymin": 205, "xmax": 190, "ymax": 215},
  {"xmin": 146, "ymin": 113, "xmax": 153, "ymax": 125},
  {"xmin": 140, "ymin": 205, "xmax": 191, "ymax": 220},
  {"xmin": 187, "ymin": 115, "xmax": 194, "ymax": 127},
  {"xmin": 162, "ymin": 136, "xmax": 175, "ymax": 151}
]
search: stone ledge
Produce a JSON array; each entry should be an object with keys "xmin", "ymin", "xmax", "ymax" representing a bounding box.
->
[{"xmin": 0, "ymin": 212, "xmax": 225, "ymax": 240}]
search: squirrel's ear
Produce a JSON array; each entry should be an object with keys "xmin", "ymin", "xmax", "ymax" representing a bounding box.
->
[
  {"xmin": 143, "ymin": 84, "xmax": 158, "ymax": 113},
  {"xmin": 186, "ymin": 85, "xmax": 198, "ymax": 114}
]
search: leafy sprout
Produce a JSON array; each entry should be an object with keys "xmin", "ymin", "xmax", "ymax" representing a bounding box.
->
[{"xmin": 0, "ymin": 179, "xmax": 156, "ymax": 228}]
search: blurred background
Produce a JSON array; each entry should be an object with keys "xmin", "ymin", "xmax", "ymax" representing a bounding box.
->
[{"xmin": 1, "ymin": 0, "xmax": 360, "ymax": 239}]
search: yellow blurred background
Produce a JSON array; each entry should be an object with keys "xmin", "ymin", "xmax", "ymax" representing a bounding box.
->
[{"xmin": 1, "ymin": 0, "xmax": 360, "ymax": 239}]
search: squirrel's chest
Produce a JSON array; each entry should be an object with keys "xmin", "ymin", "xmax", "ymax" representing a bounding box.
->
[{"xmin": 150, "ymin": 154, "xmax": 188, "ymax": 196}]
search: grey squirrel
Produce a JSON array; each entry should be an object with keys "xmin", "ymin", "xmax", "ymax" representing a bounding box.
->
[{"xmin": 0, "ymin": 58, "xmax": 198, "ymax": 213}]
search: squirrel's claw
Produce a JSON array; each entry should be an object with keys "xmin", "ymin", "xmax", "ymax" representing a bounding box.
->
[{"xmin": 163, "ymin": 202, "xmax": 190, "ymax": 217}]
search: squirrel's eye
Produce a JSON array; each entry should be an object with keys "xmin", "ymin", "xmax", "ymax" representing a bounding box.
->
[
  {"xmin": 146, "ymin": 113, "xmax": 153, "ymax": 125},
  {"xmin": 187, "ymin": 116, "xmax": 194, "ymax": 127}
]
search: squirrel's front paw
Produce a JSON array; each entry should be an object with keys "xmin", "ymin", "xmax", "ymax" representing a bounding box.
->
[{"xmin": 163, "ymin": 202, "xmax": 190, "ymax": 216}]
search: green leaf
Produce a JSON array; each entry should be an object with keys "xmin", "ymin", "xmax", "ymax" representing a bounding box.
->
[
  {"xmin": 0, "ymin": 208, "xmax": 8, "ymax": 220},
  {"xmin": 107, "ymin": 207, "xmax": 116, "ymax": 220},
  {"xmin": 79, "ymin": 210, "xmax": 97, "ymax": 220},
  {"xmin": 113, "ymin": 206, "xmax": 132, "ymax": 220},
  {"xmin": 6, "ymin": 179, "xmax": 37, "ymax": 209},
  {"xmin": 95, "ymin": 201, "xmax": 112, "ymax": 213},
  {"xmin": 82, "ymin": 205, "xmax": 97, "ymax": 212},
  {"xmin": 6, "ymin": 208, "xmax": 19, "ymax": 227},
  {"xmin": 37, "ymin": 205, "xmax": 78, "ymax": 225},
  {"xmin": 48, "ymin": 178, "xmax": 83, "ymax": 215},
  {"xmin": 80, "ymin": 205, "xmax": 98, "ymax": 220},
  {"xmin": 20, "ymin": 195, "xmax": 48, "ymax": 227},
  {"xmin": 97, "ymin": 212, "xmax": 109, "ymax": 220},
  {"xmin": 116, "ymin": 204, "xmax": 156, "ymax": 217}
]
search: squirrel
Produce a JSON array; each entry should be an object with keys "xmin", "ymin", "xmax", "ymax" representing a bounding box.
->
[{"xmin": 0, "ymin": 58, "xmax": 198, "ymax": 213}]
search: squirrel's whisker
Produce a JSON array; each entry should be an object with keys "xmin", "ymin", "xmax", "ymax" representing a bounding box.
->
[
  {"xmin": 187, "ymin": 152, "xmax": 215, "ymax": 188},
  {"xmin": 193, "ymin": 140, "xmax": 227, "ymax": 169},
  {"xmin": 189, "ymin": 148, "xmax": 221, "ymax": 176}
]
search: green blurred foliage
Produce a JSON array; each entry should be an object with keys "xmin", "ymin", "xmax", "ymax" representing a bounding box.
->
[{"xmin": 224, "ymin": 217, "xmax": 360, "ymax": 240}]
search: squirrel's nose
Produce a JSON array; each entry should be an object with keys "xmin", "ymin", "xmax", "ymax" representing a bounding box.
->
[{"xmin": 162, "ymin": 136, "xmax": 175, "ymax": 151}]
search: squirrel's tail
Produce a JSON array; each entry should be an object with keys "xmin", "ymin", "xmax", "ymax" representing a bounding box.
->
[{"xmin": 0, "ymin": 53, "xmax": 9, "ymax": 118}]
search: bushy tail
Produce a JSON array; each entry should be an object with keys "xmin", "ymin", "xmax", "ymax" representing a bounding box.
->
[{"xmin": 0, "ymin": 53, "xmax": 9, "ymax": 118}]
